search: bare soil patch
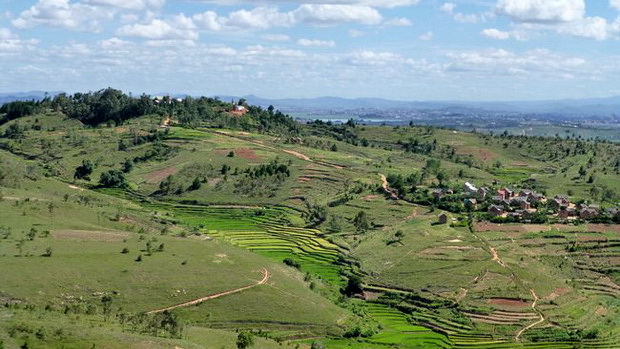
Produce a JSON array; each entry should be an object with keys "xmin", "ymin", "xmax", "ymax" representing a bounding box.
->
[
  {"xmin": 475, "ymin": 222, "xmax": 553, "ymax": 233},
  {"xmin": 545, "ymin": 287, "xmax": 570, "ymax": 301},
  {"xmin": 595, "ymin": 306, "xmax": 608, "ymax": 316},
  {"xmin": 216, "ymin": 148, "xmax": 260, "ymax": 160},
  {"xmin": 297, "ymin": 177, "xmax": 311, "ymax": 183},
  {"xmin": 53, "ymin": 230, "xmax": 129, "ymax": 242},
  {"xmin": 487, "ymin": 298, "xmax": 531, "ymax": 308},
  {"xmin": 144, "ymin": 166, "xmax": 179, "ymax": 184},
  {"xmin": 363, "ymin": 194, "xmax": 379, "ymax": 201},
  {"xmin": 586, "ymin": 224, "xmax": 620, "ymax": 234},
  {"xmin": 457, "ymin": 146, "xmax": 499, "ymax": 162}
]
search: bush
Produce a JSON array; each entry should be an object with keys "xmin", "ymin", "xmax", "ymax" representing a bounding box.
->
[
  {"xmin": 283, "ymin": 258, "xmax": 301, "ymax": 269},
  {"xmin": 99, "ymin": 170, "xmax": 127, "ymax": 188}
]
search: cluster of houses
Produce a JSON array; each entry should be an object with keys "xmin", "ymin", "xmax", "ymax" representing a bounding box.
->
[{"xmin": 435, "ymin": 181, "xmax": 611, "ymax": 223}]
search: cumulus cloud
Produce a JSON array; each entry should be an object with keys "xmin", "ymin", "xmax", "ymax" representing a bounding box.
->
[
  {"xmin": 193, "ymin": 4, "xmax": 382, "ymax": 31},
  {"xmin": 297, "ymin": 38, "xmax": 335, "ymax": 47},
  {"xmin": 12, "ymin": 0, "xmax": 114, "ymax": 31},
  {"xmin": 0, "ymin": 28, "xmax": 39, "ymax": 54},
  {"xmin": 292, "ymin": 5, "xmax": 382, "ymax": 26},
  {"xmin": 440, "ymin": 3, "xmax": 456, "ymax": 14},
  {"xmin": 384, "ymin": 17, "xmax": 412, "ymax": 26},
  {"xmin": 441, "ymin": 2, "xmax": 484, "ymax": 24},
  {"xmin": 346, "ymin": 50, "xmax": 404, "ymax": 66},
  {"xmin": 419, "ymin": 31, "xmax": 433, "ymax": 41},
  {"xmin": 481, "ymin": 28, "xmax": 527, "ymax": 41},
  {"xmin": 117, "ymin": 14, "xmax": 198, "ymax": 40},
  {"xmin": 557, "ymin": 16, "xmax": 610, "ymax": 41},
  {"xmin": 496, "ymin": 0, "xmax": 585, "ymax": 24},
  {"xmin": 193, "ymin": 7, "xmax": 291, "ymax": 31},
  {"xmin": 82, "ymin": 0, "xmax": 165, "ymax": 11},
  {"xmin": 261, "ymin": 34, "xmax": 290, "ymax": 41},
  {"xmin": 612, "ymin": 0, "xmax": 620, "ymax": 10},
  {"xmin": 185, "ymin": 0, "xmax": 420, "ymax": 9}
]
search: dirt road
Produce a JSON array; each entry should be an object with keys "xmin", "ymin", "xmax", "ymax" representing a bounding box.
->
[
  {"xmin": 147, "ymin": 268, "xmax": 270, "ymax": 314},
  {"xmin": 515, "ymin": 289, "xmax": 544, "ymax": 341}
]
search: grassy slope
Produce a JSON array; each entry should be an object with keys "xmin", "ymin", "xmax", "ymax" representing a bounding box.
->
[{"xmin": 1, "ymin": 112, "xmax": 619, "ymax": 348}]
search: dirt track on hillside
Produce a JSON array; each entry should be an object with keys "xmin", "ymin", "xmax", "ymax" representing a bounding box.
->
[{"xmin": 147, "ymin": 268, "xmax": 270, "ymax": 314}]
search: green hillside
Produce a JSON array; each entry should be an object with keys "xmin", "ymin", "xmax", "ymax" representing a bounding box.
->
[{"xmin": 0, "ymin": 91, "xmax": 618, "ymax": 349}]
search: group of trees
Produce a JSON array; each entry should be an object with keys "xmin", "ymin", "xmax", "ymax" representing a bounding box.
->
[{"xmin": 1, "ymin": 88, "xmax": 300, "ymax": 138}]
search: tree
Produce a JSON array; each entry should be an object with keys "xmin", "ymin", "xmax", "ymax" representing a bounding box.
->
[
  {"xmin": 342, "ymin": 275, "xmax": 363, "ymax": 297},
  {"xmin": 353, "ymin": 211, "xmax": 370, "ymax": 232},
  {"xmin": 188, "ymin": 177, "xmax": 202, "ymax": 191},
  {"xmin": 74, "ymin": 160, "xmax": 95, "ymax": 180},
  {"xmin": 236, "ymin": 331, "xmax": 254, "ymax": 349},
  {"xmin": 122, "ymin": 159, "xmax": 134, "ymax": 173},
  {"xmin": 42, "ymin": 247, "xmax": 52, "ymax": 257},
  {"xmin": 101, "ymin": 295, "xmax": 113, "ymax": 321},
  {"xmin": 99, "ymin": 170, "xmax": 127, "ymax": 188},
  {"xmin": 330, "ymin": 143, "xmax": 338, "ymax": 152},
  {"xmin": 578, "ymin": 165, "xmax": 587, "ymax": 178}
]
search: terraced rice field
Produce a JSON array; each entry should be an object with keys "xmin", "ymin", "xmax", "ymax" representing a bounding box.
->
[
  {"xmin": 98, "ymin": 188, "xmax": 620, "ymax": 349},
  {"xmin": 98, "ymin": 188, "xmax": 349, "ymax": 284}
]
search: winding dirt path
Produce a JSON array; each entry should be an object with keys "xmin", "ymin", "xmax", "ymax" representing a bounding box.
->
[
  {"xmin": 283, "ymin": 149, "xmax": 311, "ymax": 161},
  {"xmin": 379, "ymin": 174, "xmax": 398, "ymax": 199},
  {"xmin": 490, "ymin": 247, "xmax": 506, "ymax": 267},
  {"xmin": 147, "ymin": 268, "xmax": 270, "ymax": 314},
  {"xmin": 515, "ymin": 289, "xmax": 544, "ymax": 341}
]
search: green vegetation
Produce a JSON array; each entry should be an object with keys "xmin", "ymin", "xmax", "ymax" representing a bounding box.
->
[{"xmin": 0, "ymin": 90, "xmax": 618, "ymax": 348}]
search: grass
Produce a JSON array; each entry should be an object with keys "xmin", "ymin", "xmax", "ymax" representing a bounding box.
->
[{"xmin": 1, "ymin": 111, "xmax": 619, "ymax": 348}]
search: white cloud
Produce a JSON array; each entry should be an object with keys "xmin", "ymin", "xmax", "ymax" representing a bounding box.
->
[
  {"xmin": 348, "ymin": 29, "xmax": 364, "ymax": 37},
  {"xmin": 99, "ymin": 37, "xmax": 132, "ymax": 49},
  {"xmin": 0, "ymin": 28, "xmax": 39, "ymax": 54},
  {"xmin": 481, "ymin": 28, "xmax": 510, "ymax": 39},
  {"xmin": 184, "ymin": 0, "xmax": 419, "ymax": 9},
  {"xmin": 193, "ymin": 7, "xmax": 292, "ymax": 31},
  {"xmin": 0, "ymin": 28, "xmax": 17, "ymax": 40},
  {"xmin": 82, "ymin": 0, "xmax": 165, "ymax": 11},
  {"xmin": 12, "ymin": 0, "xmax": 114, "ymax": 31},
  {"xmin": 297, "ymin": 38, "xmax": 335, "ymax": 47},
  {"xmin": 261, "ymin": 34, "xmax": 290, "ymax": 41},
  {"xmin": 193, "ymin": 4, "xmax": 382, "ymax": 31},
  {"xmin": 557, "ymin": 16, "xmax": 610, "ymax": 41},
  {"xmin": 441, "ymin": 2, "xmax": 483, "ymax": 24},
  {"xmin": 346, "ymin": 50, "xmax": 404, "ymax": 66},
  {"xmin": 385, "ymin": 17, "xmax": 412, "ymax": 26},
  {"xmin": 204, "ymin": 45, "xmax": 237, "ymax": 56},
  {"xmin": 454, "ymin": 13, "xmax": 481, "ymax": 24},
  {"xmin": 225, "ymin": 7, "xmax": 292, "ymax": 30},
  {"xmin": 243, "ymin": 45, "xmax": 306, "ymax": 58},
  {"xmin": 419, "ymin": 31, "xmax": 433, "ymax": 41},
  {"xmin": 447, "ymin": 48, "xmax": 586, "ymax": 78},
  {"xmin": 117, "ymin": 14, "xmax": 198, "ymax": 40},
  {"xmin": 292, "ymin": 5, "xmax": 382, "ymax": 25},
  {"xmin": 440, "ymin": 2, "xmax": 456, "ymax": 14},
  {"xmin": 496, "ymin": 0, "xmax": 585, "ymax": 23},
  {"xmin": 611, "ymin": 0, "xmax": 620, "ymax": 11},
  {"xmin": 480, "ymin": 28, "xmax": 527, "ymax": 40}
]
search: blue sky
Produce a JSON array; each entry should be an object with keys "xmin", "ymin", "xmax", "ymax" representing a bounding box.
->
[{"xmin": 1, "ymin": 0, "xmax": 619, "ymax": 100}]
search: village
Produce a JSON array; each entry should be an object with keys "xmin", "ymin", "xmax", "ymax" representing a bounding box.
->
[{"xmin": 433, "ymin": 181, "xmax": 620, "ymax": 224}]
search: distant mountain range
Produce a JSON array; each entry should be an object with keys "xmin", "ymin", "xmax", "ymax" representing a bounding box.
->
[
  {"xmin": 232, "ymin": 95, "xmax": 620, "ymax": 117},
  {"xmin": 2, "ymin": 91, "xmax": 619, "ymax": 116}
]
